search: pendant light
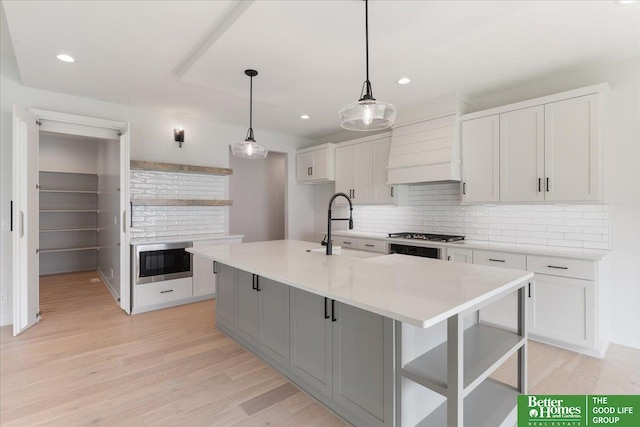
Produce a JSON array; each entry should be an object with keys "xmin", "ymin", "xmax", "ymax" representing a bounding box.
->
[
  {"xmin": 339, "ymin": 0, "xmax": 396, "ymax": 131},
  {"xmin": 231, "ymin": 69, "xmax": 268, "ymax": 159}
]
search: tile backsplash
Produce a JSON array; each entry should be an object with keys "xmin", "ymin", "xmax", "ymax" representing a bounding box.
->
[
  {"xmin": 345, "ymin": 183, "xmax": 610, "ymax": 250},
  {"xmin": 130, "ymin": 170, "xmax": 226, "ymax": 240}
]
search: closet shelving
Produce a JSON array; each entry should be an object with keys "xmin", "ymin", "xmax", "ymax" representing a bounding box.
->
[{"xmin": 39, "ymin": 171, "xmax": 101, "ymax": 272}]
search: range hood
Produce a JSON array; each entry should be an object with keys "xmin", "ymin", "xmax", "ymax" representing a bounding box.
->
[{"xmin": 387, "ymin": 113, "xmax": 461, "ymax": 184}]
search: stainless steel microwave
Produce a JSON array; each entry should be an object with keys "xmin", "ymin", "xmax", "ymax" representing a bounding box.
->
[{"xmin": 132, "ymin": 241, "xmax": 193, "ymax": 285}]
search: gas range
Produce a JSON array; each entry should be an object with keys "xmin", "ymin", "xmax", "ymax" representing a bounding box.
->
[{"xmin": 388, "ymin": 232, "xmax": 465, "ymax": 243}]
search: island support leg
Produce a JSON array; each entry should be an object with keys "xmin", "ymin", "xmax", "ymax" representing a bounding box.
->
[
  {"xmin": 518, "ymin": 285, "xmax": 528, "ymax": 394},
  {"xmin": 446, "ymin": 314, "xmax": 464, "ymax": 427}
]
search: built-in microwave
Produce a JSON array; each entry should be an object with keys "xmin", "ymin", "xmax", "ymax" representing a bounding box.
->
[{"xmin": 132, "ymin": 241, "xmax": 193, "ymax": 285}]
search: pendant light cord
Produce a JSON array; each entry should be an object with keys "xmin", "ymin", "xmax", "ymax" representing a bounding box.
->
[
  {"xmin": 246, "ymin": 73, "xmax": 255, "ymax": 141},
  {"xmin": 359, "ymin": 0, "xmax": 374, "ymax": 101}
]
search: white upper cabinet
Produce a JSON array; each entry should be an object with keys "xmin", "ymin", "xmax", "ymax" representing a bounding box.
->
[
  {"xmin": 500, "ymin": 106, "xmax": 545, "ymax": 202},
  {"xmin": 461, "ymin": 84, "xmax": 606, "ymax": 203},
  {"xmin": 372, "ymin": 137, "xmax": 395, "ymax": 204},
  {"xmin": 335, "ymin": 135, "xmax": 399, "ymax": 206},
  {"xmin": 461, "ymin": 115, "xmax": 500, "ymax": 203},
  {"xmin": 296, "ymin": 143, "xmax": 335, "ymax": 183},
  {"xmin": 335, "ymin": 142, "xmax": 372, "ymax": 204},
  {"xmin": 544, "ymin": 94, "xmax": 601, "ymax": 202}
]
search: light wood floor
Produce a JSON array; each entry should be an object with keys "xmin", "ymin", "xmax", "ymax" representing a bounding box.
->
[{"xmin": 1, "ymin": 272, "xmax": 638, "ymax": 426}]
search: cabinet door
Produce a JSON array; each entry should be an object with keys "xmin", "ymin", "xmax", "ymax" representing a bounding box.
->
[
  {"xmin": 290, "ymin": 288, "xmax": 333, "ymax": 397},
  {"xmin": 235, "ymin": 270, "xmax": 259, "ymax": 347},
  {"xmin": 500, "ymin": 106, "xmax": 545, "ymax": 202},
  {"xmin": 216, "ymin": 263, "xmax": 236, "ymax": 331},
  {"xmin": 529, "ymin": 274, "xmax": 595, "ymax": 348},
  {"xmin": 352, "ymin": 142, "xmax": 373, "ymax": 204},
  {"xmin": 193, "ymin": 256, "xmax": 216, "ymax": 297},
  {"xmin": 446, "ymin": 247, "xmax": 473, "ymax": 263},
  {"xmin": 258, "ymin": 277, "xmax": 290, "ymax": 368},
  {"xmin": 311, "ymin": 148, "xmax": 329, "ymax": 180},
  {"xmin": 372, "ymin": 138, "xmax": 395, "ymax": 204},
  {"xmin": 332, "ymin": 302, "xmax": 392, "ymax": 427},
  {"xmin": 335, "ymin": 146, "xmax": 353, "ymax": 204},
  {"xmin": 461, "ymin": 115, "xmax": 500, "ymax": 203},
  {"xmin": 544, "ymin": 94, "xmax": 601, "ymax": 201},
  {"xmin": 296, "ymin": 152, "xmax": 313, "ymax": 182}
]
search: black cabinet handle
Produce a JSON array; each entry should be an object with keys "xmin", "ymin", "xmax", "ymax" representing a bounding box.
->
[
  {"xmin": 331, "ymin": 300, "xmax": 337, "ymax": 322},
  {"xmin": 391, "ymin": 187, "xmax": 394, "ymax": 197},
  {"xmin": 538, "ymin": 178, "xmax": 542, "ymax": 192},
  {"xmin": 10, "ymin": 201, "xmax": 13, "ymax": 232},
  {"xmin": 160, "ymin": 289, "xmax": 173, "ymax": 294},
  {"xmin": 256, "ymin": 275, "xmax": 261, "ymax": 291},
  {"xmin": 130, "ymin": 201, "xmax": 133, "ymax": 227},
  {"xmin": 213, "ymin": 261, "xmax": 217, "ymax": 274},
  {"xmin": 448, "ymin": 255, "xmax": 451, "ymax": 261},
  {"xmin": 489, "ymin": 258, "xmax": 506, "ymax": 263},
  {"xmin": 547, "ymin": 265, "xmax": 568, "ymax": 270},
  {"xmin": 343, "ymin": 241, "xmax": 352, "ymax": 245},
  {"xmin": 365, "ymin": 244, "xmax": 374, "ymax": 248},
  {"xmin": 252, "ymin": 274, "xmax": 257, "ymax": 290},
  {"xmin": 324, "ymin": 297, "xmax": 330, "ymax": 319},
  {"xmin": 310, "ymin": 166, "xmax": 313, "ymax": 176},
  {"xmin": 463, "ymin": 182, "xmax": 467, "ymax": 195},
  {"xmin": 546, "ymin": 177, "xmax": 550, "ymax": 192},
  {"xmin": 528, "ymin": 283, "xmax": 531, "ymax": 298}
]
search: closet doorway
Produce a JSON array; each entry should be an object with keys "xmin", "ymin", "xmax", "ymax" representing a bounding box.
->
[{"xmin": 12, "ymin": 107, "xmax": 131, "ymax": 336}]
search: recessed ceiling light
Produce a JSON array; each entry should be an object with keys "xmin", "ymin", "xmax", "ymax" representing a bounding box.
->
[
  {"xmin": 56, "ymin": 54, "xmax": 75, "ymax": 63},
  {"xmin": 300, "ymin": 115, "xmax": 310, "ymax": 120},
  {"xmin": 397, "ymin": 77, "xmax": 411, "ymax": 85}
]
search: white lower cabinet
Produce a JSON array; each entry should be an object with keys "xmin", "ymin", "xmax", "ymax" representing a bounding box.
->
[
  {"xmin": 529, "ymin": 274, "xmax": 595, "ymax": 349},
  {"xmin": 133, "ymin": 277, "xmax": 193, "ymax": 307},
  {"xmin": 445, "ymin": 247, "xmax": 473, "ymax": 263}
]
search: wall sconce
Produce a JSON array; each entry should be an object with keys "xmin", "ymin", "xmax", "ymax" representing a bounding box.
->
[{"xmin": 174, "ymin": 128, "xmax": 185, "ymax": 148}]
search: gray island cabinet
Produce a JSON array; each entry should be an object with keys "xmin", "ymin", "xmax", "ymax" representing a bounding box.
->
[{"xmin": 189, "ymin": 240, "xmax": 532, "ymax": 427}]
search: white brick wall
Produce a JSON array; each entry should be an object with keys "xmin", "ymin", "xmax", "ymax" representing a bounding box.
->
[
  {"xmin": 130, "ymin": 170, "xmax": 226, "ymax": 240},
  {"xmin": 347, "ymin": 183, "xmax": 610, "ymax": 250}
]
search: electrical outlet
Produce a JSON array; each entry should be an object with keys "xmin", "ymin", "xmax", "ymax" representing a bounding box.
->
[
  {"xmin": 0, "ymin": 293, "xmax": 7, "ymax": 304},
  {"xmin": 1, "ymin": 220, "xmax": 9, "ymax": 231}
]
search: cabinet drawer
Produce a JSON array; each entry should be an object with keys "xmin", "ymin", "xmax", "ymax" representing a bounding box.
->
[
  {"xmin": 335, "ymin": 237, "xmax": 358, "ymax": 248},
  {"xmin": 134, "ymin": 277, "xmax": 193, "ymax": 307},
  {"xmin": 357, "ymin": 238, "xmax": 386, "ymax": 253},
  {"xmin": 473, "ymin": 250, "xmax": 526, "ymax": 270},
  {"xmin": 527, "ymin": 255, "xmax": 594, "ymax": 280}
]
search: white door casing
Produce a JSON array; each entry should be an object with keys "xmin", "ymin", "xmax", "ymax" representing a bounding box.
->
[
  {"xmin": 12, "ymin": 106, "xmax": 40, "ymax": 336},
  {"xmin": 119, "ymin": 123, "xmax": 131, "ymax": 313}
]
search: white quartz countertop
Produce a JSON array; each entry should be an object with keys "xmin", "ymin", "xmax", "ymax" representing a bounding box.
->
[
  {"xmin": 330, "ymin": 230, "xmax": 609, "ymax": 261},
  {"xmin": 187, "ymin": 239, "xmax": 533, "ymax": 329},
  {"xmin": 130, "ymin": 233, "xmax": 244, "ymax": 245}
]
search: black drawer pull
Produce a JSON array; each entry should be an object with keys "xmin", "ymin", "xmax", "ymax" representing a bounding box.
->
[
  {"xmin": 547, "ymin": 265, "xmax": 568, "ymax": 270},
  {"xmin": 256, "ymin": 275, "xmax": 261, "ymax": 292},
  {"xmin": 213, "ymin": 261, "xmax": 217, "ymax": 274},
  {"xmin": 489, "ymin": 258, "xmax": 506, "ymax": 263},
  {"xmin": 528, "ymin": 283, "xmax": 531, "ymax": 298},
  {"xmin": 343, "ymin": 241, "xmax": 352, "ymax": 245},
  {"xmin": 324, "ymin": 297, "xmax": 330, "ymax": 319},
  {"xmin": 331, "ymin": 300, "xmax": 337, "ymax": 322},
  {"xmin": 252, "ymin": 274, "xmax": 257, "ymax": 290},
  {"xmin": 538, "ymin": 178, "xmax": 542, "ymax": 192},
  {"xmin": 160, "ymin": 289, "xmax": 173, "ymax": 294},
  {"xmin": 365, "ymin": 244, "xmax": 375, "ymax": 248}
]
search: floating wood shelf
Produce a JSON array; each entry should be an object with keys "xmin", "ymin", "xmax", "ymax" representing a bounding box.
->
[
  {"xmin": 130, "ymin": 199, "xmax": 232, "ymax": 207},
  {"xmin": 130, "ymin": 160, "xmax": 232, "ymax": 176}
]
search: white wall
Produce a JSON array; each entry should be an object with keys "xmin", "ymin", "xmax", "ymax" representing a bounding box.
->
[
  {"xmin": 229, "ymin": 151, "xmax": 286, "ymax": 243},
  {"xmin": 0, "ymin": 54, "xmax": 315, "ymax": 326},
  {"xmin": 39, "ymin": 132, "xmax": 99, "ymax": 173}
]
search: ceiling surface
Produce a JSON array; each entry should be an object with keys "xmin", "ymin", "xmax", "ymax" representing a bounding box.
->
[{"xmin": 2, "ymin": 0, "xmax": 639, "ymax": 140}]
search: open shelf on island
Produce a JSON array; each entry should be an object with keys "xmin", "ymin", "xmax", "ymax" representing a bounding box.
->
[
  {"xmin": 415, "ymin": 379, "xmax": 518, "ymax": 427},
  {"xmin": 402, "ymin": 323, "xmax": 524, "ymax": 397}
]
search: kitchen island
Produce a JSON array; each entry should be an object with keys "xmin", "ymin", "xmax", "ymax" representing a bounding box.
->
[{"xmin": 188, "ymin": 240, "xmax": 533, "ymax": 427}]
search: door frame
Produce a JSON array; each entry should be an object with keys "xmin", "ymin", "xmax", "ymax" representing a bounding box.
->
[{"xmin": 29, "ymin": 108, "xmax": 131, "ymax": 314}]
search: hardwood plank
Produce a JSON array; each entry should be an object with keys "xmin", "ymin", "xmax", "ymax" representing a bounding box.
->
[{"xmin": 239, "ymin": 383, "xmax": 300, "ymax": 416}]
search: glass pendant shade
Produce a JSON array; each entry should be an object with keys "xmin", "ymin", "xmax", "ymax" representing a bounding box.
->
[
  {"xmin": 339, "ymin": 99, "xmax": 396, "ymax": 131},
  {"xmin": 231, "ymin": 138, "xmax": 268, "ymax": 159}
]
